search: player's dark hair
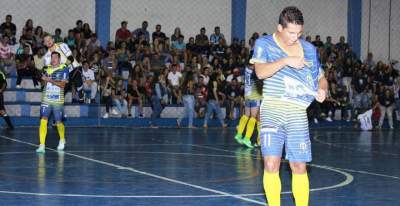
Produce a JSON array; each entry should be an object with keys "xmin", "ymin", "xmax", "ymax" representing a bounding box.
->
[
  {"xmin": 51, "ymin": 51, "xmax": 61, "ymax": 59},
  {"xmin": 278, "ymin": 6, "xmax": 304, "ymax": 28}
]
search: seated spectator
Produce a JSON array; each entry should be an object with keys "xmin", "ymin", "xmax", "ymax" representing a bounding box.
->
[
  {"xmin": 85, "ymin": 33, "xmax": 101, "ymax": 58},
  {"xmin": 0, "ymin": 15, "xmax": 16, "ymax": 39},
  {"xmin": 64, "ymin": 29, "xmax": 76, "ymax": 49},
  {"xmin": 195, "ymin": 28, "xmax": 209, "ymax": 55},
  {"xmin": 112, "ymin": 79, "xmax": 128, "ymax": 118},
  {"xmin": 73, "ymin": 20, "xmax": 83, "ymax": 34},
  {"xmin": 132, "ymin": 21, "xmax": 150, "ymax": 42},
  {"xmin": 53, "ymin": 28, "xmax": 63, "ymax": 43},
  {"xmin": 171, "ymin": 27, "xmax": 184, "ymax": 43},
  {"xmin": 127, "ymin": 78, "xmax": 143, "ymax": 118},
  {"xmin": 82, "ymin": 23, "xmax": 93, "ymax": 40},
  {"xmin": 210, "ymin": 26, "xmax": 224, "ymax": 45},
  {"xmin": 115, "ymin": 41, "xmax": 131, "ymax": 75},
  {"xmin": 167, "ymin": 64, "xmax": 182, "ymax": 104},
  {"xmin": 34, "ymin": 26, "xmax": 45, "ymax": 48},
  {"xmin": 211, "ymin": 38, "xmax": 226, "ymax": 59},
  {"xmin": 82, "ymin": 61, "xmax": 97, "ymax": 103},
  {"xmin": 15, "ymin": 44, "xmax": 38, "ymax": 88},
  {"xmin": 0, "ymin": 35, "xmax": 14, "ymax": 74},
  {"xmin": 171, "ymin": 35, "xmax": 186, "ymax": 63},
  {"xmin": 115, "ymin": 21, "xmax": 131, "ymax": 44},
  {"xmin": 150, "ymin": 51, "xmax": 167, "ymax": 73},
  {"xmin": 152, "ymin": 24, "xmax": 166, "ymax": 44},
  {"xmin": 312, "ymin": 35, "xmax": 324, "ymax": 48},
  {"xmin": 226, "ymin": 67, "xmax": 243, "ymax": 84}
]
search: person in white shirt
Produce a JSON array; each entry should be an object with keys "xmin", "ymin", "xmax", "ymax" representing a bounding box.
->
[
  {"xmin": 167, "ymin": 64, "xmax": 182, "ymax": 104},
  {"xmin": 82, "ymin": 61, "xmax": 97, "ymax": 103}
]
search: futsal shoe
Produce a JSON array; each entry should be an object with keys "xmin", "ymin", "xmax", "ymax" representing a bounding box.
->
[
  {"xmin": 36, "ymin": 144, "xmax": 45, "ymax": 153},
  {"xmin": 242, "ymin": 139, "xmax": 254, "ymax": 149},
  {"xmin": 57, "ymin": 140, "xmax": 65, "ymax": 151},
  {"xmin": 234, "ymin": 134, "xmax": 244, "ymax": 145}
]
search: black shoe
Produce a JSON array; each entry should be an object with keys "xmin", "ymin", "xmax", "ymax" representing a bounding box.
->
[{"xmin": 91, "ymin": 99, "xmax": 96, "ymax": 104}]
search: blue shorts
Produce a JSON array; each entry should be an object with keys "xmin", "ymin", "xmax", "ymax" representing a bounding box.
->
[
  {"xmin": 40, "ymin": 103, "xmax": 64, "ymax": 122},
  {"xmin": 259, "ymin": 99, "xmax": 311, "ymax": 162},
  {"xmin": 245, "ymin": 99, "xmax": 261, "ymax": 108}
]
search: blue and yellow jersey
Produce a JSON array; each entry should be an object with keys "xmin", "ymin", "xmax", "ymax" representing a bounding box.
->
[
  {"xmin": 244, "ymin": 66, "xmax": 262, "ymax": 100},
  {"xmin": 42, "ymin": 64, "xmax": 69, "ymax": 105},
  {"xmin": 250, "ymin": 33, "xmax": 323, "ymax": 108}
]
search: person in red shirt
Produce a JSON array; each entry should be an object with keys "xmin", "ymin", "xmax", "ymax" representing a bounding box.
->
[{"xmin": 115, "ymin": 21, "xmax": 131, "ymax": 45}]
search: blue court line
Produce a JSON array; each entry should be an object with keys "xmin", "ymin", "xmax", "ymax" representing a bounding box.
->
[{"xmin": 0, "ymin": 135, "xmax": 265, "ymax": 205}]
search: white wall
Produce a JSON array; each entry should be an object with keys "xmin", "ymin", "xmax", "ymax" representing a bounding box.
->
[
  {"xmin": 246, "ymin": 0, "xmax": 348, "ymax": 45},
  {"xmin": 0, "ymin": 0, "xmax": 95, "ymax": 37},
  {"xmin": 110, "ymin": 0, "xmax": 231, "ymax": 43}
]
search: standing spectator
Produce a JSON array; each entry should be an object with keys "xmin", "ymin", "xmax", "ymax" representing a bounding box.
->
[
  {"xmin": 378, "ymin": 89, "xmax": 395, "ymax": 129},
  {"xmin": 0, "ymin": 15, "xmax": 16, "ymax": 38},
  {"xmin": 210, "ymin": 26, "xmax": 224, "ymax": 45},
  {"xmin": 112, "ymin": 79, "xmax": 128, "ymax": 118},
  {"xmin": 203, "ymin": 74, "xmax": 227, "ymax": 128},
  {"xmin": 224, "ymin": 78, "xmax": 243, "ymax": 119},
  {"xmin": 127, "ymin": 78, "xmax": 143, "ymax": 118},
  {"xmin": 115, "ymin": 21, "xmax": 131, "ymax": 44},
  {"xmin": 132, "ymin": 21, "xmax": 150, "ymax": 42},
  {"xmin": 15, "ymin": 45, "xmax": 38, "ymax": 88},
  {"xmin": 152, "ymin": 24, "xmax": 166, "ymax": 43},
  {"xmin": 101, "ymin": 73, "xmax": 114, "ymax": 118},
  {"xmin": 82, "ymin": 61, "xmax": 97, "ymax": 103},
  {"xmin": 147, "ymin": 75, "xmax": 164, "ymax": 128},
  {"xmin": 195, "ymin": 75, "xmax": 207, "ymax": 118},
  {"xmin": 352, "ymin": 69, "xmax": 369, "ymax": 111},
  {"xmin": 177, "ymin": 71, "xmax": 196, "ymax": 128}
]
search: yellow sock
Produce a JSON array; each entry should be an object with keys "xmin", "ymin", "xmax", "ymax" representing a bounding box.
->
[
  {"xmin": 244, "ymin": 117, "xmax": 256, "ymax": 140},
  {"xmin": 56, "ymin": 123, "xmax": 65, "ymax": 142},
  {"xmin": 39, "ymin": 119, "xmax": 48, "ymax": 145},
  {"xmin": 263, "ymin": 171, "xmax": 281, "ymax": 206},
  {"xmin": 292, "ymin": 173, "xmax": 309, "ymax": 206},
  {"xmin": 257, "ymin": 121, "xmax": 261, "ymax": 145},
  {"xmin": 236, "ymin": 115, "xmax": 249, "ymax": 135}
]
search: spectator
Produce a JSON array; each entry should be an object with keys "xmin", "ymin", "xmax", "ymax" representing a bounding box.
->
[
  {"xmin": 22, "ymin": 19, "xmax": 34, "ymax": 37},
  {"xmin": 152, "ymin": 24, "xmax": 166, "ymax": 43},
  {"xmin": 378, "ymin": 89, "xmax": 395, "ymax": 129},
  {"xmin": 101, "ymin": 73, "xmax": 114, "ymax": 118},
  {"xmin": 127, "ymin": 78, "xmax": 143, "ymax": 118},
  {"xmin": 132, "ymin": 21, "xmax": 150, "ymax": 42},
  {"xmin": 112, "ymin": 79, "xmax": 128, "ymax": 118},
  {"xmin": 53, "ymin": 28, "xmax": 63, "ymax": 43},
  {"xmin": 225, "ymin": 78, "xmax": 243, "ymax": 120},
  {"xmin": 115, "ymin": 41, "xmax": 131, "ymax": 75},
  {"xmin": 171, "ymin": 27, "xmax": 184, "ymax": 43},
  {"xmin": 0, "ymin": 35, "xmax": 14, "ymax": 74},
  {"xmin": 115, "ymin": 21, "xmax": 131, "ymax": 44},
  {"xmin": 167, "ymin": 64, "xmax": 182, "ymax": 104},
  {"xmin": 73, "ymin": 20, "xmax": 83, "ymax": 34},
  {"xmin": 177, "ymin": 71, "xmax": 196, "ymax": 128},
  {"xmin": 82, "ymin": 61, "xmax": 97, "ymax": 103},
  {"xmin": 312, "ymin": 35, "xmax": 323, "ymax": 48},
  {"xmin": 82, "ymin": 23, "xmax": 93, "ymax": 40},
  {"xmin": 0, "ymin": 15, "xmax": 16, "ymax": 38},
  {"xmin": 64, "ymin": 29, "xmax": 76, "ymax": 49},
  {"xmin": 195, "ymin": 27, "xmax": 209, "ymax": 55},
  {"xmin": 210, "ymin": 26, "xmax": 224, "ymax": 45},
  {"xmin": 203, "ymin": 74, "xmax": 227, "ymax": 128},
  {"xmin": 15, "ymin": 44, "xmax": 38, "ymax": 88}
]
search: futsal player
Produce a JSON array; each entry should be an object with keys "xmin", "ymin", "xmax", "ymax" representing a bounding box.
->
[
  {"xmin": 0, "ymin": 69, "xmax": 14, "ymax": 130},
  {"xmin": 250, "ymin": 6, "xmax": 328, "ymax": 206},
  {"xmin": 234, "ymin": 63, "xmax": 262, "ymax": 148},
  {"xmin": 36, "ymin": 52, "xmax": 69, "ymax": 153}
]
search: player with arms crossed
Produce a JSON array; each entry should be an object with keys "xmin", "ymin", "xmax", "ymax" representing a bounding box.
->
[
  {"xmin": 250, "ymin": 6, "xmax": 328, "ymax": 206},
  {"xmin": 36, "ymin": 52, "xmax": 69, "ymax": 153}
]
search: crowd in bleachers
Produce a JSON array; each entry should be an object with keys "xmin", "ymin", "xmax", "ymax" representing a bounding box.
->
[{"xmin": 0, "ymin": 14, "xmax": 399, "ymax": 128}]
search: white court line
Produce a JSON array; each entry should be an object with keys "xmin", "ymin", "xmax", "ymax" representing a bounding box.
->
[
  {"xmin": 0, "ymin": 135, "xmax": 265, "ymax": 205},
  {"xmin": 313, "ymin": 135, "xmax": 400, "ymax": 157},
  {"xmin": 191, "ymin": 142, "xmax": 400, "ymax": 181}
]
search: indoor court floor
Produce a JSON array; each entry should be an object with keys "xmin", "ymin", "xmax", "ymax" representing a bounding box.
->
[{"xmin": 0, "ymin": 126, "xmax": 398, "ymax": 205}]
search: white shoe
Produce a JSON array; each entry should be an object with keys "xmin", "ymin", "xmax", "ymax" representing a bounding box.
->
[
  {"xmin": 16, "ymin": 85, "xmax": 21, "ymax": 89},
  {"xmin": 36, "ymin": 144, "xmax": 45, "ymax": 153},
  {"xmin": 390, "ymin": 126, "xmax": 394, "ymax": 130},
  {"xmin": 102, "ymin": 113, "xmax": 109, "ymax": 118},
  {"xmin": 313, "ymin": 118, "xmax": 319, "ymax": 124},
  {"xmin": 111, "ymin": 108, "xmax": 119, "ymax": 115},
  {"xmin": 326, "ymin": 117, "xmax": 333, "ymax": 122},
  {"xmin": 57, "ymin": 140, "xmax": 65, "ymax": 151}
]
